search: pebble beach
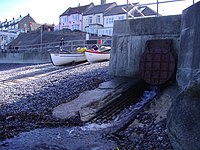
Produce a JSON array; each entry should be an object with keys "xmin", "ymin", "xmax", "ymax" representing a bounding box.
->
[
  {"xmin": 0, "ymin": 62, "xmax": 175, "ymax": 150},
  {"xmin": 0, "ymin": 62, "xmax": 112, "ymax": 140}
]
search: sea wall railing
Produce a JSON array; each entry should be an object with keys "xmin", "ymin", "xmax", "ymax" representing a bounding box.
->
[{"xmin": 2, "ymin": 38, "xmax": 112, "ymax": 53}]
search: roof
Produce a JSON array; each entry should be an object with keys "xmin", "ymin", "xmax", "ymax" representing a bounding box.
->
[
  {"xmin": 60, "ymin": 3, "xmax": 94, "ymax": 16},
  {"xmin": 22, "ymin": 14, "xmax": 36, "ymax": 23},
  {"xmin": 83, "ymin": 2, "xmax": 117, "ymax": 15},
  {"xmin": 104, "ymin": 4, "xmax": 136, "ymax": 16},
  {"xmin": 0, "ymin": 14, "xmax": 35, "ymax": 29},
  {"xmin": 104, "ymin": 4, "xmax": 157, "ymax": 17}
]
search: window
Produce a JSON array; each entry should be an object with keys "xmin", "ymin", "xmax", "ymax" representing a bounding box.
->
[
  {"xmin": 65, "ymin": 16, "xmax": 68, "ymax": 22},
  {"xmin": 109, "ymin": 17, "xmax": 114, "ymax": 24},
  {"xmin": 106, "ymin": 17, "xmax": 114, "ymax": 24},
  {"xmin": 73, "ymin": 14, "xmax": 79, "ymax": 21},
  {"xmin": 119, "ymin": 16, "xmax": 124, "ymax": 20},
  {"xmin": 76, "ymin": 24, "xmax": 80, "ymax": 30},
  {"xmin": 96, "ymin": 15, "xmax": 100, "ymax": 23},
  {"xmin": 98, "ymin": 30, "xmax": 102, "ymax": 36},
  {"xmin": 106, "ymin": 18, "xmax": 109, "ymax": 24},
  {"xmin": 72, "ymin": 24, "xmax": 80, "ymax": 30},
  {"xmin": 109, "ymin": 29, "xmax": 112, "ymax": 36},
  {"xmin": 88, "ymin": 16, "xmax": 92, "ymax": 24}
]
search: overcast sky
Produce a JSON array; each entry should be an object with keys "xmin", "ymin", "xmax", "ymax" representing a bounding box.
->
[{"xmin": 0, "ymin": 0, "xmax": 198, "ymax": 25}]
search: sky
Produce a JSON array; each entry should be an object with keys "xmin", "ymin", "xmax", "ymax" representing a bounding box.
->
[{"xmin": 0, "ymin": 0, "xmax": 199, "ymax": 25}]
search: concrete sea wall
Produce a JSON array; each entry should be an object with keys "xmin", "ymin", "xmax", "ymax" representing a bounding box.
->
[
  {"xmin": 176, "ymin": 2, "xmax": 200, "ymax": 88},
  {"xmin": 109, "ymin": 15, "xmax": 181, "ymax": 77},
  {"xmin": 0, "ymin": 49, "xmax": 51, "ymax": 64}
]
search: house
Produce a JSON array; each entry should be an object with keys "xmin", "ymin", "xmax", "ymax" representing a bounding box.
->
[
  {"xmin": 0, "ymin": 31, "xmax": 18, "ymax": 50},
  {"xmin": 82, "ymin": 2, "xmax": 117, "ymax": 34},
  {"xmin": 59, "ymin": 3, "xmax": 94, "ymax": 31},
  {"xmin": 0, "ymin": 14, "xmax": 39, "ymax": 33},
  {"xmin": 100, "ymin": 4, "xmax": 158, "ymax": 36},
  {"xmin": 41, "ymin": 23, "xmax": 55, "ymax": 32},
  {"xmin": 0, "ymin": 14, "xmax": 40, "ymax": 49}
]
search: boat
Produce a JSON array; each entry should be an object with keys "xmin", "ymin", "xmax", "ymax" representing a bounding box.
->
[
  {"xmin": 50, "ymin": 51, "xmax": 86, "ymax": 66},
  {"xmin": 85, "ymin": 46, "xmax": 111, "ymax": 63}
]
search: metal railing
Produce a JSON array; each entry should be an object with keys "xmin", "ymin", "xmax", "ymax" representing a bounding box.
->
[
  {"xmin": 125, "ymin": 0, "xmax": 198, "ymax": 17},
  {"xmin": 4, "ymin": 38, "xmax": 112, "ymax": 53}
]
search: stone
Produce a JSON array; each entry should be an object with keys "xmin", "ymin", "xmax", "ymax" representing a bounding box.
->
[
  {"xmin": 167, "ymin": 72, "xmax": 200, "ymax": 150},
  {"xmin": 52, "ymin": 88, "xmax": 112, "ymax": 119},
  {"xmin": 167, "ymin": 92, "xmax": 200, "ymax": 150},
  {"xmin": 79, "ymin": 107, "xmax": 97, "ymax": 122},
  {"xmin": 167, "ymin": 2, "xmax": 200, "ymax": 149}
]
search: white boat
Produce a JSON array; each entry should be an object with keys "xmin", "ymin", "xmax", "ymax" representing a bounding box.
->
[
  {"xmin": 85, "ymin": 48, "xmax": 110, "ymax": 63},
  {"xmin": 50, "ymin": 52, "xmax": 86, "ymax": 66}
]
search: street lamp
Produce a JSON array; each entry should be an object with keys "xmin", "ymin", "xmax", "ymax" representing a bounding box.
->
[{"xmin": 40, "ymin": 25, "xmax": 42, "ymax": 50}]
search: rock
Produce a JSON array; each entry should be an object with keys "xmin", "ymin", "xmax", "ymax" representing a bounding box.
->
[
  {"xmin": 79, "ymin": 107, "xmax": 97, "ymax": 122},
  {"xmin": 167, "ymin": 82, "xmax": 200, "ymax": 150},
  {"xmin": 53, "ymin": 88, "xmax": 112, "ymax": 120},
  {"xmin": 167, "ymin": 2, "xmax": 200, "ymax": 149}
]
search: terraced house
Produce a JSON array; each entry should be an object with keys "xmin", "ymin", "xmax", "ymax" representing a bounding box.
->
[
  {"xmin": 59, "ymin": 3, "xmax": 94, "ymax": 31},
  {"xmin": 0, "ymin": 14, "xmax": 39, "ymax": 49},
  {"xmin": 0, "ymin": 14, "xmax": 38, "ymax": 33},
  {"xmin": 82, "ymin": 2, "xmax": 117, "ymax": 35},
  {"xmin": 101, "ymin": 4, "xmax": 158, "ymax": 36},
  {"xmin": 60, "ymin": 0, "xmax": 158, "ymax": 36}
]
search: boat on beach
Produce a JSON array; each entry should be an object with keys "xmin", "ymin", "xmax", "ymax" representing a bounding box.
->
[
  {"xmin": 85, "ymin": 46, "xmax": 111, "ymax": 63},
  {"xmin": 50, "ymin": 52, "xmax": 86, "ymax": 66}
]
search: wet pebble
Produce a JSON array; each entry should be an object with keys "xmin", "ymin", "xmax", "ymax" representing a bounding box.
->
[{"xmin": 123, "ymin": 112, "xmax": 173, "ymax": 150}]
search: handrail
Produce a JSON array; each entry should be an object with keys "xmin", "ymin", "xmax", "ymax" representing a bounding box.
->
[{"xmin": 6, "ymin": 38, "xmax": 112, "ymax": 52}]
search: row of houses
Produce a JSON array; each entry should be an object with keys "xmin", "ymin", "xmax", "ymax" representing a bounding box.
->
[
  {"xmin": 0, "ymin": 14, "xmax": 40, "ymax": 33},
  {"xmin": 0, "ymin": 14, "xmax": 54, "ymax": 50},
  {"xmin": 0, "ymin": 0, "xmax": 157, "ymax": 49},
  {"xmin": 59, "ymin": 0, "xmax": 157, "ymax": 36}
]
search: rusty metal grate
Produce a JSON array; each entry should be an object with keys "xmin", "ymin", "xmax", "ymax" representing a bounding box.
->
[{"xmin": 139, "ymin": 39, "xmax": 177, "ymax": 85}]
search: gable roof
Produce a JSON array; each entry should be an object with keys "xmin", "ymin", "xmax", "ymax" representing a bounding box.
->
[
  {"xmin": 21, "ymin": 14, "xmax": 36, "ymax": 23},
  {"xmin": 136, "ymin": 6, "xmax": 158, "ymax": 17},
  {"xmin": 60, "ymin": 3, "xmax": 94, "ymax": 16},
  {"xmin": 104, "ymin": 4, "xmax": 157, "ymax": 17},
  {"xmin": 104, "ymin": 4, "xmax": 136, "ymax": 16},
  {"xmin": 0, "ymin": 14, "xmax": 35, "ymax": 29},
  {"xmin": 83, "ymin": 2, "xmax": 117, "ymax": 16}
]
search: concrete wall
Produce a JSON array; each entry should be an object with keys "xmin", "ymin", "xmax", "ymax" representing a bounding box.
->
[
  {"xmin": 177, "ymin": 1, "xmax": 200, "ymax": 89},
  {"xmin": 0, "ymin": 49, "xmax": 51, "ymax": 64},
  {"xmin": 109, "ymin": 15, "xmax": 181, "ymax": 77}
]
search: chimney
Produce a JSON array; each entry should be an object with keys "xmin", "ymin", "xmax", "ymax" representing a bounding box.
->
[{"xmin": 101, "ymin": 0, "xmax": 106, "ymax": 5}]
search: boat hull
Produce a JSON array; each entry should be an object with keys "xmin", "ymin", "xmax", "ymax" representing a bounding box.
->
[
  {"xmin": 85, "ymin": 50, "xmax": 110, "ymax": 63},
  {"xmin": 50, "ymin": 52, "xmax": 86, "ymax": 66}
]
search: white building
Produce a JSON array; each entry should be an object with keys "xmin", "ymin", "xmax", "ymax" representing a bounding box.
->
[
  {"xmin": 99, "ymin": 4, "xmax": 158, "ymax": 36},
  {"xmin": 0, "ymin": 31, "xmax": 18, "ymax": 50},
  {"xmin": 0, "ymin": 14, "xmax": 38, "ymax": 33},
  {"xmin": 59, "ymin": 3, "xmax": 94, "ymax": 31},
  {"xmin": 58, "ymin": 1, "xmax": 157, "ymax": 36},
  {"xmin": 82, "ymin": 2, "xmax": 116, "ymax": 34}
]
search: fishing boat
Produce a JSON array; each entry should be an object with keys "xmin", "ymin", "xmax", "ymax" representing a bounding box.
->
[
  {"xmin": 85, "ymin": 46, "xmax": 111, "ymax": 63},
  {"xmin": 50, "ymin": 51, "xmax": 86, "ymax": 66}
]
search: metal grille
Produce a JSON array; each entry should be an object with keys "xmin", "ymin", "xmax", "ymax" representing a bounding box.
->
[{"xmin": 139, "ymin": 39, "xmax": 177, "ymax": 85}]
